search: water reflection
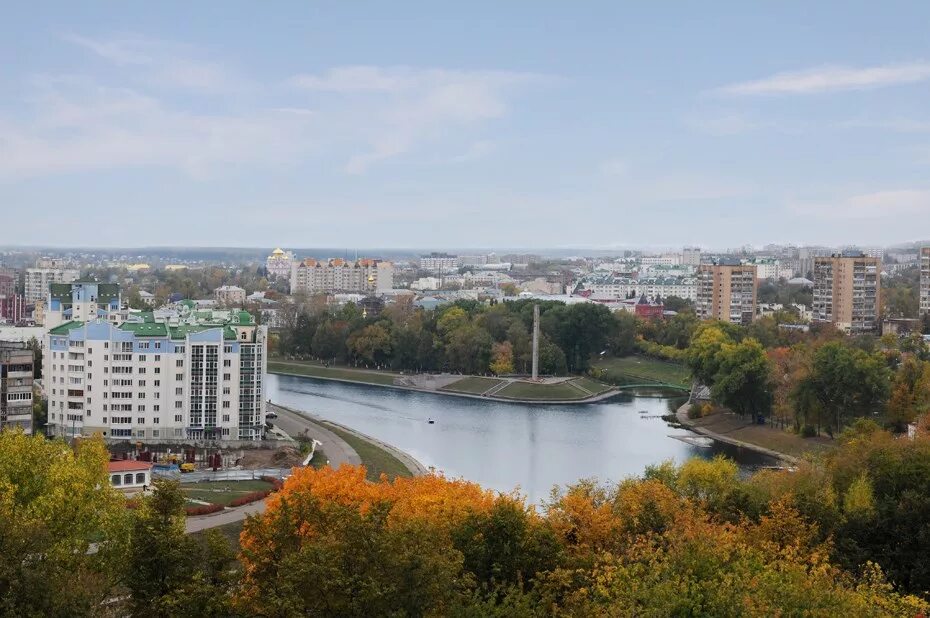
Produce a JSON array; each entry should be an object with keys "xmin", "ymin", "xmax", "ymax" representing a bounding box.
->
[{"xmin": 267, "ymin": 374, "xmax": 779, "ymax": 504}]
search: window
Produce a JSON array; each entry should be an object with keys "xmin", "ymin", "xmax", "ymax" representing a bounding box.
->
[
  {"xmin": 222, "ymin": 414, "xmax": 230, "ymax": 422},
  {"xmin": 223, "ymin": 373, "xmax": 230, "ymax": 381},
  {"xmin": 154, "ymin": 367, "xmax": 160, "ymax": 374},
  {"xmin": 137, "ymin": 417, "xmax": 144, "ymax": 424},
  {"xmin": 104, "ymin": 342, "xmax": 109, "ymax": 349},
  {"xmin": 154, "ymin": 380, "xmax": 160, "ymax": 387},
  {"xmin": 111, "ymin": 474, "xmax": 121, "ymax": 486},
  {"xmin": 103, "ymin": 417, "xmax": 107, "ymax": 423},
  {"xmin": 123, "ymin": 473, "xmax": 133, "ymax": 484},
  {"xmin": 135, "ymin": 472, "xmax": 146, "ymax": 484},
  {"xmin": 154, "ymin": 405, "xmax": 160, "ymax": 412},
  {"xmin": 222, "ymin": 401, "xmax": 230, "ymax": 409},
  {"xmin": 153, "ymin": 417, "xmax": 160, "ymax": 424},
  {"xmin": 104, "ymin": 355, "xmax": 108, "ymax": 361},
  {"xmin": 175, "ymin": 387, "xmax": 183, "ymax": 395},
  {"xmin": 176, "ymin": 359, "xmax": 184, "ymax": 367},
  {"xmin": 138, "ymin": 380, "xmax": 146, "ymax": 387},
  {"xmin": 174, "ymin": 414, "xmax": 182, "ymax": 422},
  {"xmin": 175, "ymin": 373, "xmax": 183, "ymax": 381},
  {"xmin": 175, "ymin": 401, "xmax": 182, "ymax": 409},
  {"xmin": 138, "ymin": 367, "xmax": 146, "ymax": 374},
  {"xmin": 223, "ymin": 359, "xmax": 231, "ymax": 367},
  {"xmin": 223, "ymin": 387, "xmax": 230, "ymax": 395}
]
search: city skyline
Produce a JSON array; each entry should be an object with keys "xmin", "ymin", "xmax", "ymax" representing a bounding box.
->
[{"xmin": 3, "ymin": 3, "xmax": 930, "ymax": 247}]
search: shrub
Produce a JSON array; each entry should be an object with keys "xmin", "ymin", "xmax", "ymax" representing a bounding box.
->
[
  {"xmin": 801, "ymin": 425, "xmax": 818, "ymax": 438},
  {"xmin": 229, "ymin": 490, "xmax": 271, "ymax": 507},
  {"xmin": 688, "ymin": 402, "xmax": 704, "ymax": 419},
  {"xmin": 185, "ymin": 503, "xmax": 225, "ymax": 516},
  {"xmin": 260, "ymin": 475, "xmax": 285, "ymax": 491}
]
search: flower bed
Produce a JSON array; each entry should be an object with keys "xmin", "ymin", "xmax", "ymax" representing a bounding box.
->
[
  {"xmin": 228, "ymin": 490, "xmax": 272, "ymax": 507},
  {"xmin": 185, "ymin": 503, "xmax": 225, "ymax": 516}
]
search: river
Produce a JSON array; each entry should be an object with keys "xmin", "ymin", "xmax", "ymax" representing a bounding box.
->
[{"xmin": 267, "ymin": 374, "xmax": 779, "ymax": 504}]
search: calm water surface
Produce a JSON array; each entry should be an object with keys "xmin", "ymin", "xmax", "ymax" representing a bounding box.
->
[{"xmin": 268, "ymin": 374, "xmax": 778, "ymax": 503}]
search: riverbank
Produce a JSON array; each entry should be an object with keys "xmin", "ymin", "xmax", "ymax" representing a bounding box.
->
[
  {"xmin": 675, "ymin": 403, "xmax": 834, "ymax": 464},
  {"xmin": 268, "ymin": 360, "xmax": 623, "ymax": 404},
  {"xmin": 270, "ymin": 402, "xmax": 427, "ymax": 479}
]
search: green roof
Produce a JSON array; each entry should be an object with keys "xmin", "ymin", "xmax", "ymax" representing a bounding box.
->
[
  {"xmin": 119, "ymin": 322, "xmax": 168, "ymax": 337},
  {"xmin": 48, "ymin": 321, "xmax": 84, "ymax": 335}
]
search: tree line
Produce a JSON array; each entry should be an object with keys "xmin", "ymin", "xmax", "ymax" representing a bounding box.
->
[
  {"xmin": 275, "ymin": 298, "xmax": 624, "ymax": 376},
  {"xmin": 5, "ymin": 427, "xmax": 930, "ymax": 616}
]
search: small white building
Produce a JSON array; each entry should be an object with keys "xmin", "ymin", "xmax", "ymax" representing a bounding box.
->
[{"xmin": 108, "ymin": 460, "xmax": 153, "ymax": 491}]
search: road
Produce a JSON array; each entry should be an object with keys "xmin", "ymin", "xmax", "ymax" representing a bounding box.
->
[{"xmin": 184, "ymin": 404, "xmax": 363, "ymax": 534}]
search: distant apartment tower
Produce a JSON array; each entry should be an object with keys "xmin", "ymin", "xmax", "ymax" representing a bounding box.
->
[
  {"xmin": 291, "ymin": 258, "xmax": 394, "ymax": 295},
  {"xmin": 0, "ymin": 270, "xmax": 25, "ymax": 323},
  {"xmin": 920, "ymin": 247, "xmax": 930, "ymax": 317},
  {"xmin": 25, "ymin": 261, "xmax": 80, "ymax": 303},
  {"xmin": 419, "ymin": 253, "xmax": 459, "ymax": 272},
  {"xmin": 812, "ymin": 253, "xmax": 881, "ymax": 334},
  {"xmin": 696, "ymin": 260, "xmax": 758, "ymax": 325},
  {"xmin": 214, "ymin": 285, "xmax": 247, "ymax": 307},
  {"xmin": 0, "ymin": 342, "xmax": 34, "ymax": 434},
  {"xmin": 681, "ymin": 247, "xmax": 702, "ymax": 266}
]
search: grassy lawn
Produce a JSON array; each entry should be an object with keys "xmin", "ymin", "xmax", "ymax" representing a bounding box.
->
[
  {"xmin": 191, "ymin": 520, "xmax": 245, "ymax": 553},
  {"xmin": 268, "ymin": 360, "xmax": 398, "ymax": 386},
  {"xmin": 309, "ymin": 447, "xmax": 328, "ymax": 469},
  {"xmin": 593, "ymin": 355, "xmax": 691, "ymax": 387},
  {"xmin": 318, "ymin": 421, "xmax": 412, "ymax": 482},
  {"xmin": 181, "ymin": 480, "xmax": 274, "ymax": 506},
  {"xmin": 495, "ymin": 380, "xmax": 588, "ymax": 401},
  {"xmin": 573, "ymin": 377, "xmax": 614, "ymax": 395},
  {"xmin": 441, "ymin": 376, "xmax": 505, "ymax": 394}
]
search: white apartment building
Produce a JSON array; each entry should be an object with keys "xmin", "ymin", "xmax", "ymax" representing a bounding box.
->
[
  {"xmin": 25, "ymin": 265, "xmax": 80, "ymax": 303},
  {"xmin": 214, "ymin": 285, "xmax": 247, "ymax": 307},
  {"xmin": 46, "ymin": 281, "xmax": 122, "ymax": 331},
  {"xmin": 419, "ymin": 253, "xmax": 459, "ymax": 272},
  {"xmin": 291, "ymin": 258, "xmax": 393, "ymax": 295},
  {"xmin": 640, "ymin": 254, "xmax": 682, "ymax": 266},
  {"xmin": 920, "ymin": 247, "xmax": 929, "ymax": 317},
  {"xmin": 584, "ymin": 276, "xmax": 697, "ymax": 301},
  {"xmin": 45, "ymin": 305, "xmax": 267, "ymax": 443}
]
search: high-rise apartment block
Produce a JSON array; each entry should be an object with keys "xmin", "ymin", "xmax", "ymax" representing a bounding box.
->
[
  {"xmin": 812, "ymin": 253, "xmax": 881, "ymax": 334},
  {"xmin": 291, "ymin": 258, "xmax": 393, "ymax": 295},
  {"xmin": 696, "ymin": 260, "xmax": 758, "ymax": 325},
  {"xmin": 919, "ymin": 247, "xmax": 930, "ymax": 317},
  {"xmin": 681, "ymin": 247, "xmax": 702, "ymax": 266},
  {"xmin": 45, "ymin": 303, "xmax": 267, "ymax": 442},
  {"xmin": 24, "ymin": 259, "xmax": 80, "ymax": 303},
  {"xmin": 0, "ymin": 342, "xmax": 34, "ymax": 434}
]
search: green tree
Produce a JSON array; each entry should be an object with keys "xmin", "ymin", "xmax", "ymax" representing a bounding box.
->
[
  {"xmin": 125, "ymin": 479, "xmax": 236, "ymax": 617},
  {"xmin": 799, "ymin": 341, "xmax": 892, "ymax": 435},
  {"xmin": 347, "ymin": 324, "xmax": 392, "ymax": 367},
  {"xmin": 710, "ymin": 338, "xmax": 773, "ymax": 421},
  {"xmin": 685, "ymin": 323, "xmax": 734, "ymax": 385}
]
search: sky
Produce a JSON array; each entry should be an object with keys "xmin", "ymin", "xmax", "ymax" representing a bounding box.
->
[{"xmin": 2, "ymin": 2, "xmax": 930, "ymax": 250}]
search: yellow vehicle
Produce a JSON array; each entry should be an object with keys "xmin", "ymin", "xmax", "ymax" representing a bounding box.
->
[{"xmin": 180, "ymin": 463, "xmax": 196, "ymax": 473}]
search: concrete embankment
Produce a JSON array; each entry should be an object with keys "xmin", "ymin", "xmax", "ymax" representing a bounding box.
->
[{"xmin": 269, "ymin": 366, "xmax": 622, "ymax": 405}]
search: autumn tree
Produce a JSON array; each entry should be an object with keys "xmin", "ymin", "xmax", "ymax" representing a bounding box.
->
[
  {"xmin": 489, "ymin": 341, "xmax": 515, "ymax": 375},
  {"xmin": 0, "ymin": 432, "xmax": 128, "ymax": 616}
]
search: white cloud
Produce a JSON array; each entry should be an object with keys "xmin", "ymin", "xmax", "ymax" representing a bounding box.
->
[
  {"xmin": 63, "ymin": 33, "xmax": 246, "ymax": 93},
  {"xmin": 290, "ymin": 65, "xmax": 546, "ymax": 173},
  {"xmin": 598, "ymin": 158, "xmax": 628, "ymax": 177},
  {"xmin": 789, "ymin": 189, "xmax": 930, "ymax": 219},
  {"xmin": 715, "ymin": 62, "xmax": 930, "ymax": 96},
  {"xmin": 0, "ymin": 79, "xmax": 317, "ymax": 179},
  {"xmin": 0, "ymin": 41, "xmax": 545, "ymax": 178}
]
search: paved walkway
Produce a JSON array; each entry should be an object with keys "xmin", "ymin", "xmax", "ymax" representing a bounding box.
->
[
  {"xmin": 269, "ymin": 403, "xmax": 362, "ymax": 468},
  {"xmin": 185, "ymin": 499, "xmax": 267, "ymax": 533}
]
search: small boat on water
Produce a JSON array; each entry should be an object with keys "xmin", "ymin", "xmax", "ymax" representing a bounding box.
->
[{"xmin": 427, "ymin": 418, "xmax": 435, "ymax": 424}]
